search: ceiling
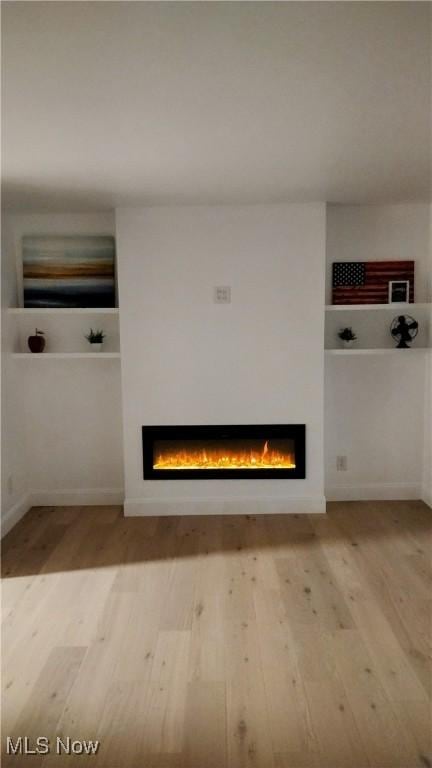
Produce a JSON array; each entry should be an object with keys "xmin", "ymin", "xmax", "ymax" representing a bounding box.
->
[{"xmin": 2, "ymin": 1, "xmax": 431, "ymax": 212}]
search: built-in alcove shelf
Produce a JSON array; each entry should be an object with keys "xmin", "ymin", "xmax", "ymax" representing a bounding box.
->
[
  {"xmin": 7, "ymin": 307, "xmax": 121, "ymax": 355},
  {"xmin": 325, "ymin": 301, "xmax": 431, "ymax": 352}
]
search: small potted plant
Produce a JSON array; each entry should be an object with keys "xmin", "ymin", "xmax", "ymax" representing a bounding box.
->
[
  {"xmin": 85, "ymin": 328, "xmax": 106, "ymax": 352},
  {"xmin": 338, "ymin": 327, "xmax": 357, "ymax": 349}
]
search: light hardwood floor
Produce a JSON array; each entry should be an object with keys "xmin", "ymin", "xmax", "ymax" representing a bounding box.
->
[{"xmin": 2, "ymin": 502, "xmax": 431, "ymax": 768}]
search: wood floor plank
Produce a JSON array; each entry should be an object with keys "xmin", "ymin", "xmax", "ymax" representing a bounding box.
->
[
  {"xmin": 226, "ymin": 674, "xmax": 276, "ymax": 768},
  {"xmin": 182, "ymin": 681, "xmax": 226, "ymax": 768},
  {"xmin": 330, "ymin": 628, "xmax": 421, "ymax": 768},
  {"xmin": 2, "ymin": 646, "xmax": 86, "ymax": 768},
  {"xmin": 90, "ymin": 680, "xmax": 149, "ymax": 768},
  {"xmin": 188, "ymin": 543, "xmax": 226, "ymax": 683},
  {"xmin": 144, "ymin": 630, "xmax": 191, "ymax": 754},
  {"xmin": 274, "ymin": 752, "xmax": 320, "ymax": 768},
  {"xmin": 349, "ymin": 598, "xmax": 430, "ymax": 702},
  {"xmin": 303, "ymin": 679, "xmax": 371, "ymax": 768},
  {"xmin": 257, "ymin": 616, "xmax": 317, "ymax": 757}
]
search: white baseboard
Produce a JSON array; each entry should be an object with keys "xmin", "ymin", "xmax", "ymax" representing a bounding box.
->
[
  {"xmin": 30, "ymin": 488, "xmax": 124, "ymax": 506},
  {"xmin": 326, "ymin": 483, "xmax": 422, "ymax": 502},
  {"xmin": 124, "ymin": 495, "xmax": 327, "ymax": 516},
  {"xmin": 2, "ymin": 490, "xmax": 324, "ymax": 535},
  {"xmin": 1, "ymin": 493, "xmax": 32, "ymax": 538},
  {"xmin": 3, "ymin": 483, "xmax": 427, "ymax": 537},
  {"xmin": 421, "ymin": 484, "xmax": 432, "ymax": 509},
  {"xmin": 1, "ymin": 488, "xmax": 124, "ymax": 537}
]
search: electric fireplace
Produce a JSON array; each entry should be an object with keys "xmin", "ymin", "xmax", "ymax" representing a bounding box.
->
[{"xmin": 142, "ymin": 425, "xmax": 305, "ymax": 479}]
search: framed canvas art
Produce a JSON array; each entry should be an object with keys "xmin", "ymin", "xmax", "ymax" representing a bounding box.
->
[{"xmin": 22, "ymin": 235, "xmax": 116, "ymax": 308}]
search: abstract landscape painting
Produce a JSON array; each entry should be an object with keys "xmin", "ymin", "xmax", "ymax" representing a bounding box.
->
[{"xmin": 22, "ymin": 235, "xmax": 116, "ymax": 308}]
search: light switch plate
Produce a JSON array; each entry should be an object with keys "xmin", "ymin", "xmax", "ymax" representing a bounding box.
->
[{"xmin": 214, "ymin": 286, "xmax": 231, "ymax": 304}]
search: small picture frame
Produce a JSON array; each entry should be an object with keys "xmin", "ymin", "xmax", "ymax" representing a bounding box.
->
[{"xmin": 388, "ymin": 280, "xmax": 410, "ymax": 304}]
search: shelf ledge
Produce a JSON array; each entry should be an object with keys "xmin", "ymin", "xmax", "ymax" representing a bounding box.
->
[
  {"xmin": 7, "ymin": 307, "xmax": 119, "ymax": 315},
  {"xmin": 325, "ymin": 348, "xmax": 430, "ymax": 355},
  {"xmin": 325, "ymin": 303, "xmax": 431, "ymax": 311},
  {"xmin": 12, "ymin": 352, "xmax": 121, "ymax": 359}
]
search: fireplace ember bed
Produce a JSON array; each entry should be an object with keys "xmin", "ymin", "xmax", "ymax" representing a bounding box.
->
[{"xmin": 142, "ymin": 425, "xmax": 305, "ymax": 480}]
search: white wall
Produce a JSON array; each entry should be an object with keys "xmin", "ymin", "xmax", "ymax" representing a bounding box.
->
[
  {"xmin": 117, "ymin": 203, "xmax": 326, "ymax": 515},
  {"xmin": 1, "ymin": 217, "xmax": 27, "ymax": 528},
  {"xmin": 325, "ymin": 355, "xmax": 427, "ymax": 499},
  {"xmin": 1, "ymin": 213, "xmax": 124, "ymax": 532},
  {"xmin": 3, "ymin": 202, "xmax": 429, "ymax": 526},
  {"xmin": 23, "ymin": 359, "xmax": 123, "ymax": 503},
  {"xmin": 325, "ymin": 204, "xmax": 431, "ymax": 502}
]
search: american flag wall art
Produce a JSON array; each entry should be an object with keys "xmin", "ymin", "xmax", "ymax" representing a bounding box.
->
[{"xmin": 332, "ymin": 261, "xmax": 414, "ymax": 305}]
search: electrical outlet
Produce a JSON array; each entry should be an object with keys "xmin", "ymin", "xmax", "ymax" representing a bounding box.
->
[
  {"xmin": 214, "ymin": 286, "xmax": 231, "ymax": 304},
  {"xmin": 7, "ymin": 475, "xmax": 13, "ymax": 495},
  {"xmin": 336, "ymin": 456, "xmax": 348, "ymax": 471}
]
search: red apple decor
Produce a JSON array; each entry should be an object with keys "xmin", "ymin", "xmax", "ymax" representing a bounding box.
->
[{"xmin": 28, "ymin": 328, "xmax": 46, "ymax": 353}]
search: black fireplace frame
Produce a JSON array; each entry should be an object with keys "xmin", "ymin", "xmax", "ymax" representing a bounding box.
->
[{"xmin": 142, "ymin": 424, "xmax": 306, "ymax": 480}]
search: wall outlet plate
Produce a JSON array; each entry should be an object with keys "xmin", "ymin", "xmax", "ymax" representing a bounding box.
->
[
  {"xmin": 214, "ymin": 286, "xmax": 231, "ymax": 304},
  {"xmin": 336, "ymin": 455, "xmax": 348, "ymax": 471}
]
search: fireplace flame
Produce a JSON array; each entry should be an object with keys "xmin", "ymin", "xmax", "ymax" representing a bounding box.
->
[{"xmin": 154, "ymin": 441, "xmax": 295, "ymax": 470}]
